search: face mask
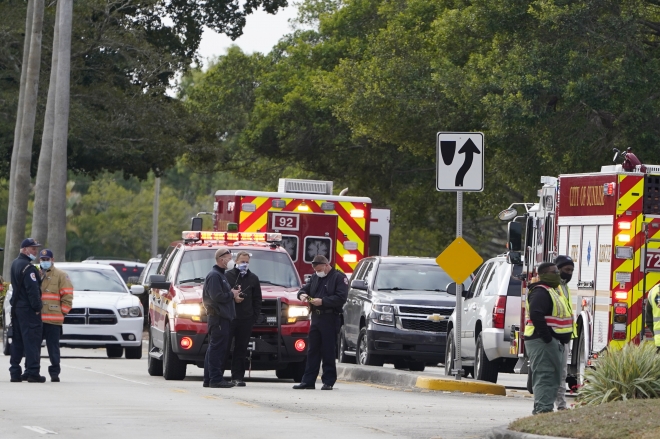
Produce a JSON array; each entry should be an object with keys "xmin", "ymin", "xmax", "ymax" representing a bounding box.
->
[
  {"xmin": 27, "ymin": 253, "xmax": 36, "ymax": 261},
  {"xmin": 238, "ymin": 263, "xmax": 249, "ymax": 274},
  {"xmin": 560, "ymin": 271, "xmax": 572, "ymax": 283},
  {"xmin": 539, "ymin": 273, "xmax": 561, "ymax": 288},
  {"xmin": 225, "ymin": 259, "xmax": 235, "ymax": 270},
  {"xmin": 316, "ymin": 270, "xmax": 327, "ymax": 278},
  {"xmin": 40, "ymin": 261, "xmax": 52, "ymax": 270}
]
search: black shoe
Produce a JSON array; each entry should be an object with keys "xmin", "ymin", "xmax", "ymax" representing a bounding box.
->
[
  {"xmin": 10, "ymin": 376, "xmax": 22, "ymax": 383},
  {"xmin": 209, "ymin": 380, "xmax": 235, "ymax": 388},
  {"xmin": 232, "ymin": 380, "xmax": 246, "ymax": 387},
  {"xmin": 203, "ymin": 381, "xmax": 209, "ymax": 388},
  {"xmin": 27, "ymin": 375, "xmax": 46, "ymax": 383},
  {"xmin": 51, "ymin": 376, "xmax": 60, "ymax": 383},
  {"xmin": 20, "ymin": 372, "xmax": 28, "ymax": 381},
  {"xmin": 321, "ymin": 384, "xmax": 333, "ymax": 390},
  {"xmin": 293, "ymin": 383, "xmax": 315, "ymax": 390}
]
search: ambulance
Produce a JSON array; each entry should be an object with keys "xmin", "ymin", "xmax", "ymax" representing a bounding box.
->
[
  {"xmin": 502, "ymin": 149, "xmax": 657, "ymax": 387},
  {"xmin": 211, "ymin": 178, "xmax": 390, "ymax": 279}
]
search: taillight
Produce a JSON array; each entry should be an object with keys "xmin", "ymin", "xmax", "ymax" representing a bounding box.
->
[
  {"xmin": 612, "ymin": 303, "xmax": 628, "ymax": 340},
  {"xmin": 180, "ymin": 337, "xmax": 193, "ymax": 349},
  {"xmin": 493, "ymin": 296, "xmax": 507, "ymax": 329},
  {"xmin": 294, "ymin": 339, "xmax": 306, "ymax": 352}
]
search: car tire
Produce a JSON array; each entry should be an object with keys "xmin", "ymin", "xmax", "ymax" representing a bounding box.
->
[
  {"xmin": 475, "ymin": 333, "xmax": 499, "ymax": 383},
  {"xmin": 444, "ymin": 330, "xmax": 455, "ymax": 376},
  {"xmin": 356, "ymin": 327, "xmax": 384, "ymax": 367},
  {"xmin": 393, "ymin": 359, "xmax": 408, "ymax": 370},
  {"xmin": 338, "ymin": 327, "xmax": 356, "ymax": 364},
  {"xmin": 106, "ymin": 345, "xmax": 124, "ymax": 358},
  {"xmin": 2, "ymin": 324, "xmax": 10, "ymax": 356},
  {"xmin": 163, "ymin": 323, "xmax": 187, "ymax": 380},
  {"xmin": 408, "ymin": 361, "xmax": 425, "ymax": 372},
  {"xmin": 147, "ymin": 327, "xmax": 163, "ymax": 376},
  {"xmin": 125, "ymin": 342, "xmax": 143, "ymax": 359},
  {"xmin": 275, "ymin": 367, "xmax": 293, "ymax": 380}
]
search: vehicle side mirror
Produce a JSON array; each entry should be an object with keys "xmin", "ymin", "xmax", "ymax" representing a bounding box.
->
[
  {"xmin": 351, "ymin": 279, "xmax": 368, "ymax": 290},
  {"xmin": 507, "ymin": 221, "xmax": 523, "ymax": 252},
  {"xmin": 446, "ymin": 282, "xmax": 457, "ymax": 296},
  {"xmin": 190, "ymin": 217, "xmax": 203, "ymax": 231},
  {"xmin": 130, "ymin": 285, "xmax": 145, "ymax": 295},
  {"xmin": 507, "ymin": 251, "xmax": 522, "ymax": 266},
  {"xmin": 150, "ymin": 274, "xmax": 171, "ymax": 290}
]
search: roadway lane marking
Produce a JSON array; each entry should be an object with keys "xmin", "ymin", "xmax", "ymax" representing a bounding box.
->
[
  {"xmin": 23, "ymin": 426, "xmax": 58, "ymax": 434},
  {"xmin": 61, "ymin": 364, "xmax": 149, "ymax": 386}
]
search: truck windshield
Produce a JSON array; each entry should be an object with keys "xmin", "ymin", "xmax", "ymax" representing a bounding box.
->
[
  {"xmin": 375, "ymin": 264, "xmax": 470, "ymax": 292},
  {"xmin": 177, "ymin": 249, "xmax": 300, "ymax": 288}
]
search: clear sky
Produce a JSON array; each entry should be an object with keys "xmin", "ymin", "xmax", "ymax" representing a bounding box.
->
[{"xmin": 197, "ymin": 6, "xmax": 300, "ymax": 68}]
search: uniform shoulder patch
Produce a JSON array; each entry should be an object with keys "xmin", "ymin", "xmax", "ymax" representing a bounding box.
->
[
  {"xmin": 30, "ymin": 272, "xmax": 37, "ymax": 282},
  {"xmin": 343, "ymin": 277, "xmax": 348, "ymax": 285},
  {"xmin": 655, "ymin": 294, "xmax": 660, "ymax": 307}
]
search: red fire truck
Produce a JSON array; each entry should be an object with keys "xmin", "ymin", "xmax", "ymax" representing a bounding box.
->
[
  {"xmin": 211, "ymin": 178, "xmax": 390, "ymax": 279},
  {"xmin": 502, "ymin": 150, "xmax": 657, "ymax": 387}
]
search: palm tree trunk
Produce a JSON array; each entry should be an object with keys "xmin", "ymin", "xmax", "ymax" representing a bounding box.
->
[
  {"xmin": 47, "ymin": 0, "xmax": 73, "ymax": 261},
  {"xmin": 3, "ymin": 0, "xmax": 35, "ymax": 277},
  {"xmin": 32, "ymin": 0, "xmax": 61, "ymax": 245}
]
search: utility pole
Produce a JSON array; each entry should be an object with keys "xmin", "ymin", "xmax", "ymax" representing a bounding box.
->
[{"xmin": 151, "ymin": 177, "xmax": 160, "ymax": 257}]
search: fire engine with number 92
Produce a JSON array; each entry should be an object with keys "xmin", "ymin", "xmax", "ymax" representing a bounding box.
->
[{"xmin": 499, "ymin": 148, "xmax": 658, "ymax": 389}]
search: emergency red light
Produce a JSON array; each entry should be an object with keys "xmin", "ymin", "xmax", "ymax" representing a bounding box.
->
[
  {"xmin": 614, "ymin": 291, "xmax": 628, "ymax": 301},
  {"xmin": 618, "ymin": 221, "xmax": 631, "ymax": 230},
  {"xmin": 612, "ymin": 332, "xmax": 627, "ymax": 340},
  {"xmin": 614, "ymin": 304, "xmax": 628, "ymax": 315},
  {"xmin": 182, "ymin": 231, "xmax": 201, "ymax": 241},
  {"xmin": 122, "ymin": 267, "xmax": 127, "ymax": 272},
  {"xmin": 350, "ymin": 209, "xmax": 365, "ymax": 218},
  {"xmin": 343, "ymin": 254, "xmax": 357, "ymax": 263},
  {"xmin": 180, "ymin": 337, "xmax": 193, "ymax": 349},
  {"xmin": 294, "ymin": 339, "xmax": 306, "ymax": 352},
  {"xmin": 603, "ymin": 183, "xmax": 615, "ymax": 196}
]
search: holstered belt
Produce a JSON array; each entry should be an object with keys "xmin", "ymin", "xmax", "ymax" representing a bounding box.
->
[{"xmin": 312, "ymin": 308, "xmax": 338, "ymax": 315}]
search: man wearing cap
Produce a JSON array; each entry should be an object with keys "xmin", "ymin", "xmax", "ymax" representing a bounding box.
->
[
  {"xmin": 8, "ymin": 238, "xmax": 45, "ymax": 383},
  {"xmin": 39, "ymin": 249, "xmax": 73, "ymax": 382},
  {"xmin": 293, "ymin": 255, "xmax": 349, "ymax": 390},
  {"xmin": 202, "ymin": 247, "xmax": 241, "ymax": 388},
  {"xmin": 553, "ymin": 255, "xmax": 576, "ymax": 410}
]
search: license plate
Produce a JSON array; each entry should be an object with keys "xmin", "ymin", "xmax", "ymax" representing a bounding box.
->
[{"xmin": 267, "ymin": 316, "xmax": 277, "ymax": 324}]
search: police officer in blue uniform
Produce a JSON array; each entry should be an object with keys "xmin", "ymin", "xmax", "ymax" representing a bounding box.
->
[
  {"xmin": 202, "ymin": 247, "xmax": 241, "ymax": 388},
  {"xmin": 9, "ymin": 238, "xmax": 45, "ymax": 383},
  {"xmin": 293, "ymin": 255, "xmax": 349, "ymax": 390}
]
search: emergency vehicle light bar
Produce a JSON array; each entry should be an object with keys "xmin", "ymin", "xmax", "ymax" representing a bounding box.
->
[{"xmin": 182, "ymin": 231, "xmax": 283, "ymax": 242}]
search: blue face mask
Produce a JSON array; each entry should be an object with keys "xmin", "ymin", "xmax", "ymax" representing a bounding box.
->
[
  {"xmin": 40, "ymin": 261, "xmax": 52, "ymax": 270},
  {"xmin": 27, "ymin": 253, "xmax": 36, "ymax": 261},
  {"xmin": 238, "ymin": 263, "xmax": 249, "ymax": 275}
]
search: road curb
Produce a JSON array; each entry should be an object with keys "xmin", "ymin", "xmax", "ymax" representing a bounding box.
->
[
  {"xmin": 486, "ymin": 427, "xmax": 572, "ymax": 439},
  {"xmin": 336, "ymin": 364, "xmax": 506, "ymax": 395}
]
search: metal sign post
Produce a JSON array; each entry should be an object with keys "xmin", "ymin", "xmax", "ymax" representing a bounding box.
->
[{"xmin": 454, "ymin": 191, "xmax": 463, "ymax": 379}]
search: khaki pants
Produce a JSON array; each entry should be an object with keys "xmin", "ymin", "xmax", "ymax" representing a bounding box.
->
[
  {"xmin": 525, "ymin": 337, "xmax": 563, "ymax": 415},
  {"xmin": 555, "ymin": 342, "xmax": 569, "ymax": 410}
]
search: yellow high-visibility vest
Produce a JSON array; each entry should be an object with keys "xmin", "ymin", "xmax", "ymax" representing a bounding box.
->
[
  {"xmin": 649, "ymin": 285, "xmax": 660, "ymax": 347},
  {"xmin": 558, "ymin": 283, "xmax": 578, "ymax": 338},
  {"xmin": 524, "ymin": 284, "xmax": 574, "ymax": 337}
]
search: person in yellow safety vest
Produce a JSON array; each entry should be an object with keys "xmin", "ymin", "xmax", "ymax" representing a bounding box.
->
[
  {"xmin": 524, "ymin": 262, "xmax": 574, "ymax": 415},
  {"xmin": 554, "ymin": 255, "xmax": 576, "ymax": 410},
  {"xmin": 38, "ymin": 249, "xmax": 73, "ymax": 382},
  {"xmin": 645, "ymin": 283, "xmax": 660, "ymax": 352}
]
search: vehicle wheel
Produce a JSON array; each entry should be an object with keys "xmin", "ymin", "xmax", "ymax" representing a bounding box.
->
[
  {"xmin": 125, "ymin": 342, "xmax": 143, "ymax": 359},
  {"xmin": 106, "ymin": 345, "xmax": 124, "ymax": 358},
  {"xmin": 338, "ymin": 327, "xmax": 356, "ymax": 364},
  {"xmin": 444, "ymin": 330, "xmax": 455, "ymax": 376},
  {"xmin": 408, "ymin": 361, "xmax": 425, "ymax": 372},
  {"xmin": 291, "ymin": 360, "xmax": 306, "ymax": 383},
  {"xmin": 356, "ymin": 327, "xmax": 384, "ymax": 367},
  {"xmin": 566, "ymin": 375, "xmax": 578, "ymax": 392},
  {"xmin": 527, "ymin": 368, "xmax": 534, "ymax": 394},
  {"xmin": 464, "ymin": 366, "xmax": 474, "ymax": 378},
  {"xmin": 2, "ymin": 324, "xmax": 10, "ymax": 356},
  {"xmin": 147, "ymin": 327, "xmax": 163, "ymax": 376},
  {"xmin": 163, "ymin": 323, "xmax": 187, "ymax": 380},
  {"xmin": 575, "ymin": 329, "xmax": 587, "ymax": 387},
  {"xmin": 474, "ymin": 333, "xmax": 499, "ymax": 383},
  {"xmin": 394, "ymin": 359, "xmax": 408, "ymax": 370},
  {"xmin": 276, "ymin": 367, "xmax": 293, "ymax": 380}
]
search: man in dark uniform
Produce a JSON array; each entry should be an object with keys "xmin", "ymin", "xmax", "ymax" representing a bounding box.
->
[
  {"xmin": 9, "ymin": 238, "xmax": 45, "ymax": 383},
  {"xmin": 202, "ymin": 247, "xmax": 241, "ymax": 388},
  {"xmin": 224, "ymin": 251, "xmax": 262, "ymax": 387},
  {"xmin": 293, "ymin": 255, "xmax": 348, "ymax": 390}
]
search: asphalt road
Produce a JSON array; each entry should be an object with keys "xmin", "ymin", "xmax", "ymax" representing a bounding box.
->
[{"xmin": 0, "ymin": 344, "xmax": 536, "ymax": 439}]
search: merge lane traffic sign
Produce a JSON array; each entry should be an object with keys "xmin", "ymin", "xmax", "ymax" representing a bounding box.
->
[
  {"xmin": 435, "ymin": 237, "xmax": 483, "ymax": 284},
  {"xmin": 436, "ymin": 132, "xmax": 484, "ymax": 192}
]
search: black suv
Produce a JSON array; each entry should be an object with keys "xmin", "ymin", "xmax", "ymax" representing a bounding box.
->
[{"xmin": 338, "ymin": 256, "xmax": 471, "ymax": 371}]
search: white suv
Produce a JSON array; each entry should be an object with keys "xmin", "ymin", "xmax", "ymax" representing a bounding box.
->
[{"xmin": 444, "ymin": 255, "xmax": 522, "ymax": 383}]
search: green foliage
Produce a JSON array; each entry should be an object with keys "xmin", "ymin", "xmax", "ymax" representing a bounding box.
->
[{"xmin": 578, "ymin": 343, "xmax": 660, "ymax": 405}]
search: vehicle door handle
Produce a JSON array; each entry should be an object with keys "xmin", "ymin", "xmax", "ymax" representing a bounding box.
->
[
  {"xmin": 463, "ymin": 308, "xmax": 468, "ymax": 311},
  {"xmin": 471, "ymin": 304, "xmax": 477, "ymax": 310}
]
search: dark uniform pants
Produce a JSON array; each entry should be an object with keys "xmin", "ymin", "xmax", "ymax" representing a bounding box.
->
[
  {"xmin": 204, "ymin": 315, "xmax": 231, "ymax": 384},
  {"xmin": 9, "ymin": 307, "xmax": 42, "ymax": 378},
  {"xmin": 526, "ymin": 337, "xmax": 564, "ymax": 415},
  {"xmin": 43, "ymin": 323, "xmax": 62, "ymax": 378},
  {"xmin": 300, "ymin": 313, "xmax": 340, "ymax": 387},
  {"xmin": 224, "ymin": 318, "xmax": 254, "ymax": 380}
]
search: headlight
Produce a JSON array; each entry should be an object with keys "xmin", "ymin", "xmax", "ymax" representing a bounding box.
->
[
  {"xmin": 118, "ymin": 306, "xmax": 142, "ymax": 318},
  {"xmin": 286, "ymin": 305, "xmax": 310, "ymax": 323},
  {"xmin": 176, "ymin": 303, "xmax": 202, "ymax": 317},
  {"xmin": 371, "ymin": 303, "xmax": 394, "ymax": 326}
]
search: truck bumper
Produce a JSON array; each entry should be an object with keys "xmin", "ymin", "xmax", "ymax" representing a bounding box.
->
[{"xmin": 368, "ymin": 322, "xmax": 445, "ymax": 362}]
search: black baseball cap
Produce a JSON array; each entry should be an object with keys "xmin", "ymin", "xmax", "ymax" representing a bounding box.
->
[
  {"xmin": 20, "ymin": 238, "xmax": 42, "ymax": 248},
  {"xmin": 312, "ymin": 255, "xmax": 329, "ymax": 266},
  {"xmin": 554, "ymin": 255, "xmax": 574, "ymax": 269}
]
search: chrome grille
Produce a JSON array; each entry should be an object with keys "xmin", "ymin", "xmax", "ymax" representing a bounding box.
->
[
  {"xmin": 398, "ymin": 306, "xmax": 452, "ymax": 316},
  {"xmin": 401, "ymin": 319, "xmax": 447, "ymax": 333},
  {"xmin": 397, "ymin": 304, "xmax": 452, "ymax": 334}
]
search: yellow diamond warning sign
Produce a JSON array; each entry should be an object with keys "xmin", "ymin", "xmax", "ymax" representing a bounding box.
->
[{"xmin": 435, "ymin": 237, "xmax": 483, "ymax": 283}]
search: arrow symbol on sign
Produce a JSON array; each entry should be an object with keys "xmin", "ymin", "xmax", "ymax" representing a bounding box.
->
[{"xmin": 455, "ymin": 138, "xmax": 480, "ymax": 187}]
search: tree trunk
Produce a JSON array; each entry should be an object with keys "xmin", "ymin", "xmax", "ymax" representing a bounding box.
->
[
  {"xmin": 47, "ymin": 0, "xmax": 73, "ymax": 261},
  {"xmin": 3, "ymin": 0, "xmax": 35, "ymax": 277},
  {"xmin": 32, "ymin": 0, "xmax": 61, "ymax": 246}
]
